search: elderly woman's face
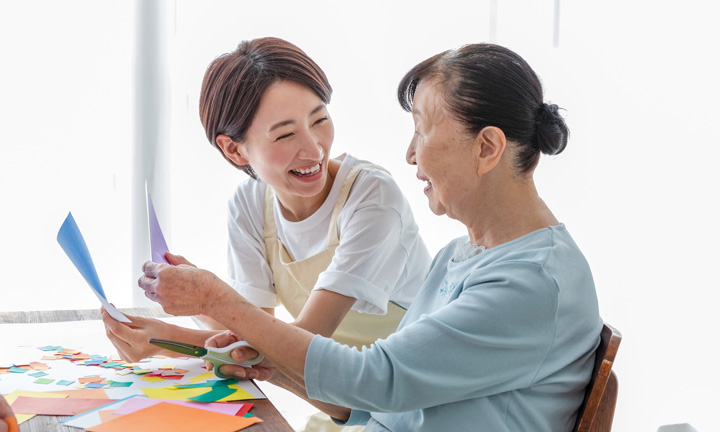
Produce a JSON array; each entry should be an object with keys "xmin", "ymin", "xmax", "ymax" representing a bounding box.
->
[{"xmin": 406, "ymin": 81, "xmax": 478, "ymax": 219}]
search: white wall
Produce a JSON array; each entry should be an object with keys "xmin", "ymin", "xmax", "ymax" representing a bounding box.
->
[{"xmin": 1, "ymin": 1, "xmax": 719, "ymax": 430}]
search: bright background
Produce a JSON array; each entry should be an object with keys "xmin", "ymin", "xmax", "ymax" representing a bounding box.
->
[{"xmin": 1, "ymin": 1, "xmax": 719, "ymax": 431}]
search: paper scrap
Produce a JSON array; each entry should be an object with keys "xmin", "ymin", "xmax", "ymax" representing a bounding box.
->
[
  {"xmin": 87, "ymin": 402, "xmax": 260, "ymax": 432},
  {"xmin": 187, "ymin": 371, "xmax": 215, "ymax": 383},
  {"xmin": 186, "ymin": 385, "xmax": 236, "ymax": 403},
  {"xmin": 140, "ymin": 376, "xmax": 166, "ymax": 383},
  {"xmin": 56, "ymin": 212, "xmax": 131, "ymax": 323},
  {"xmin": 174, "ymin": 379, "xmax": 236, "ymax": 389}
]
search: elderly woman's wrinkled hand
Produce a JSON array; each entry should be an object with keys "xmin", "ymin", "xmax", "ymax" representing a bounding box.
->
[
  {"xmin": 138, "ymin": 259, "xmax": 229, "ymax": 317},
  {"xmin": 204, "ymin": 331, "xmax": 277, "ymax": 381}
]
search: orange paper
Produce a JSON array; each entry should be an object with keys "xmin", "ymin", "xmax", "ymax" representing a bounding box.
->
[
  {"xmin": 98, "ymin": 410, "xmax": 122, "ymax": 423},
  {"xmin": 79, "ymin": 376, "xmax": 104, "ymax": 384},
  {"xmin": 87, "ymin": 402, "xmax": 261, "ymax": 432},
  {"xmin": 11, "ymin": 396, "xmax": 117, "ymax": 416}
]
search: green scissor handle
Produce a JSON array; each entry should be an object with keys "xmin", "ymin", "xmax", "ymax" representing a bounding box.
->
[{"xmin": 203, "ymin": 340, "xmax": 264, "ymax": 379}]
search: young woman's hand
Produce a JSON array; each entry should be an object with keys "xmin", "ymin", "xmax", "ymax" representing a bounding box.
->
[{"xmin": 101, "ymin": 309, "xmax": 172, "ymax": 362}]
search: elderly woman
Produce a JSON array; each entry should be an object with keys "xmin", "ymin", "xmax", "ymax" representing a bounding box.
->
[{"xmin": 139, "ymin": 43, "xmax": 601, "ymax": 431}]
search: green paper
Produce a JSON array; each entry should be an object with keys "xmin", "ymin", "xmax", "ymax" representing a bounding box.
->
[
  {"xmin": 34, "ymin": 378, "xmax": 55, "ymax": 384},
  {"xmin": 109, "ymin": 381, "xmax": 133, "ymax": 387},
  {"xmin": 173, "ymin": 379, "xmax": 236, "ymax": 389},
  {"xmin": 186, "ymin": 385, "xmax": 236, "ymax": 402}
]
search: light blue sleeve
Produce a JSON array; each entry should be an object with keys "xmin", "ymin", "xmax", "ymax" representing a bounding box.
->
[
  {"xmin": 331, "ymin": 409, "xmax": 372, "ymax": 426},
  {"xmin": 305, "ymin": 262, "xmax": 559, "ymax": 412}
]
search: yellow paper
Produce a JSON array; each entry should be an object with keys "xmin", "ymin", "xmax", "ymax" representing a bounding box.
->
[
  {"xmin": 16, "ymin": 413, "xmax": 34, "ymax": 424},
  {"xmin": 3, "ymin": 390, "xmax": 68, "ymax": 403},
  {"xmin": 141, "ymin": 376, "xmax": 167, "ymax": 383},
  {"xmin": 141, "ymin": 384, "xmax": 254, "ymax": 401},
  {"xmin": 187, "ymin": 371, "xmax": 215, "ymax": 384}
]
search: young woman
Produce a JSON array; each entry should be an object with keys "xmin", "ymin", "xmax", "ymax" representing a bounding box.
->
[
  {"xmin": 103, "ymin": 37, "xmax": 430, "ymax": 431},
  {"xmin": 139, "ymin": 43, "xmax": 602, "ymax": 432}
]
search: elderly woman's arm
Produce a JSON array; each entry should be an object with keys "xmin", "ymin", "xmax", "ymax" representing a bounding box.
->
[
  {"xmin": 143, "ymin": 262, "xmax": 354, "ymax": 419},
  {"xmin": 140, "ymin": 261, "xmax": 313, "ymax": 379}
]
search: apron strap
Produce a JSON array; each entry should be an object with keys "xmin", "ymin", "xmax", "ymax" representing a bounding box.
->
[
  {"xmin": 263, "ymin": 184, "xmax": 277, "ymax": 240},
  {"xmin": 326, "ymin": 163, "xmax": 387, "ymax": 248},
  {"xmin": 262, "ymin": 163, "xmax": 389, "ymax": 246}
]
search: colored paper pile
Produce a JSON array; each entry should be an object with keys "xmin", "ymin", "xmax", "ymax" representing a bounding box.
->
[{"xmin": 1, "ymin": 345, "xmax": 265, "ymax": 431}]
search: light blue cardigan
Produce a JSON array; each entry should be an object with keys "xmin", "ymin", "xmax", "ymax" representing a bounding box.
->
[{"xmin": 305, "ymin": 225, "xmax": 602, "ymax": 432}]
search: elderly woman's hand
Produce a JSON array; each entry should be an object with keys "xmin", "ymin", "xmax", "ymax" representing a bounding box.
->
[
  {"xmin": 0, "ymin": 395, "xmax": 18, "ymax": 432},
  {"xmin": 204, "ymin": 331, "xmax": 277, "ymax": 381},
  {"xmin": 138, "ymin": 258, "xmax": 233, "ymax": 317}
]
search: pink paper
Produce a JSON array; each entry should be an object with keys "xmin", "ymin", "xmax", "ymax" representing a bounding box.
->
[{"xmin": 113, "ymin": 398, "xmax": 245, "ymax": 417}]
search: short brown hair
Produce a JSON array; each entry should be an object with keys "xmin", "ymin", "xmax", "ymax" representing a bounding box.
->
[{"xmin": 199, "ymin": 37, "xmax": 332, "ymax": 179}]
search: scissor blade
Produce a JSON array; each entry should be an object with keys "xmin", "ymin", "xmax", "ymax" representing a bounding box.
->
[{"xmin": 149, "ymin": 338, "xmax": 208, "ymax": 357}]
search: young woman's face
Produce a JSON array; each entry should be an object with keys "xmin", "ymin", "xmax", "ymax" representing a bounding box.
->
[{"xmin": 241, "ymin": 80, "xmax": 334, "ymax": 202}]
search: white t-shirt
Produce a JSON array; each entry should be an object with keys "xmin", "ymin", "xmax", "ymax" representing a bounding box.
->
[{"xmin": 227, "ymin": 154, "xmax": 431, "ymax": 315}]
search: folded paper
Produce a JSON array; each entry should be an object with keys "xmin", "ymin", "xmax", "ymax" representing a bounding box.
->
[
  {"xmin": 57, "ymin": 212, "xmax": 130, "ymax": 323},
  {"xmin": 146, "ymin": 186, "xmax": 170, "ymax": 264}
]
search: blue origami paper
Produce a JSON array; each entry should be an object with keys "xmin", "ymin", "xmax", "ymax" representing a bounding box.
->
[{"xmin": 57, "ymin": 212, "xmax": 130, "ymax": 323}]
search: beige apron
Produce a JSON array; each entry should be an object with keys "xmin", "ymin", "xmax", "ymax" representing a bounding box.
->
[
  {"xmin": 263, "ymin": 163, "xmax": 406, "ymax": 349},
  {"xmin": 264, "ymin": 164, "xmax": 404, "ymax": 432}
]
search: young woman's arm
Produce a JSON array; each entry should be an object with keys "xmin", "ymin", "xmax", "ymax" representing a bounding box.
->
[{"xmin": 101, "ymin": 310, "xmax": 222, "ymax": 362}]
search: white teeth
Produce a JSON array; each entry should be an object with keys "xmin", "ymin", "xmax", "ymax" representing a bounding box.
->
[{"xmin": 291, "ymin": 163, "xmax": 321, "ymax": 176}]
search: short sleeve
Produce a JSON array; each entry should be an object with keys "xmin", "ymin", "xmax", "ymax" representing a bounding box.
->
[
  {"xmin": 226, "ymin": 182, "xmax": 279, "ymax": 308},
  {"xmin": 313, "ymin": 171, "xmax": 417, "ymax": 314}
]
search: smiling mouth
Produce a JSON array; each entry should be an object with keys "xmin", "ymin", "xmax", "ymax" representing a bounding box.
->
[
  {"xmin": 290, "ymin": 162, "xmax": 322, "ymax": 177},
  {"xmin": 423, "ymin": 180, "xmax": 432, "ymax": 192}
]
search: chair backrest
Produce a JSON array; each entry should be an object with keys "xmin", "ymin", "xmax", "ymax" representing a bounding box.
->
[{"xmin": 573, "ymin": 322, "xmax": 622, "ymax": 432}]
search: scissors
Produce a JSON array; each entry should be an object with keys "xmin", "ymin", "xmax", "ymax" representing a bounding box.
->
[
  {"xmin": 3, "ymin": 417, "xmax": 19, "ymax": 432},
  {"xmin": 149, "ymin": 339, "xmax": 264, "ymax": 379}
]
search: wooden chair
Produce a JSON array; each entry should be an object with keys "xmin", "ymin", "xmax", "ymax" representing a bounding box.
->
[{"xmin": 573, "ymin": 322, "xmax": 622, "ymax": 432}]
